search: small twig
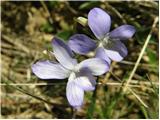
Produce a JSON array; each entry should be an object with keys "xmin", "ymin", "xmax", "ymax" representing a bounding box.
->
[
  {"xmin": 1, "ymin": 81, "xmax": 158, "ymax": 87},
  {"xmin": 126, "ymin": 80, "xmax": 159, "ymax": 86},
  {"xmin": 40, "ymin": 0, "xmax": 53, "ymax": 24},
  {"xmin": 128, "ymin": 88, "xmax": 148, "ymax": 108},
  {"xmin": 104, "ymin": 2, "xmax": 127, "ymax": 24},
  {"xmin": 110, "ymin": 71, "xmax": 122, "ymax": 82},
  {"xmin": 65, "ymin": 1, "xmax": 78, "ymax": 15},
  {"xmin": 120, "ymin": 60, "xmax": 157, "ymax": 68},
  {"xmin": 98, "ymin": 82, "xmax": 139, "ymax": 87},
  {"xmin": 98, "ymin": 82, "xmax": 156, "ymax": 92},
  {"xmin": 2, "ymin": 80, "xmax": 68, "ymax": 107},
  {"xmin": 0, "ymin": 82, "xmax": 65, "ymax": 86},
  {"xmin": 123, "ymin": 17, "xmax": 158, "ymax": 92}
]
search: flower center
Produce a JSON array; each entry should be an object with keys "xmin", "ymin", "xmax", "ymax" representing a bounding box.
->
[
  {"xmin": 98, "ymin": 34, "xmax": 112, "ymax": 49},
  {"xmin": 72, "ymin": 65, "xmax": 80, "ymax": 73}
]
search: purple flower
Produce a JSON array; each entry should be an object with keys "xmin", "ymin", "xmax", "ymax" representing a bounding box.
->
[
  {"xmin": 68, "ymin": 7, "xmax": 136, "ymax": 62},
  {"xmin": 32, "ymin": 38, "xmax": 109, "ymax": 108}
]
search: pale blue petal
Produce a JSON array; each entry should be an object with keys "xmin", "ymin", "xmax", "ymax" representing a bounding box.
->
[
  {"xmin": 88, "ymin": 7, "xmax": 111, "ymax": 39},
  {"xmin": 66, "ymin": 81, "xmax": 84, "ymax": 108},
  {"xmin": 109, "ymin": 25, "xmax": 136, "ymax": 40},
  {"xmin": 52, "ymin": 38, "xmax": 77, "ymax": 70},
  {"xmin": 32, "ymin": 60, "xmax": 70, "ymax": 79},
  {"xmin": 78, "ymin": 58, "xmax": 109, "ymax": 76},
  {"xmin": 104, "ymin": 40, "xmax": 128, "ymax": 61},
  {"xmin": 68, "ymin": 34, "xmax": 97, "ymax": 55},
  {"xmin": 75, "ymin": 68, "xmax": 96, "ymax": 91},
  {"xmin": 95, "ymin": 47, "xmax": 111, "ymax": 65}
]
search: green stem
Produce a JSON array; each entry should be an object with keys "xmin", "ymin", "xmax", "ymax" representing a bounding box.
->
[{"xmin": 87, "ymin": 80, "xmax": 98, "ymax": 118}]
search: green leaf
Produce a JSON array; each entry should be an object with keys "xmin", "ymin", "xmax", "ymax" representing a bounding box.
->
[
  {"xmin": 149, "ymin": 35, "xmax": 157, "ymax": 44},
  {"xmin": 48, "ymin": 1, "xmax": 58, "ymax": 8},
  {"xmin": 79, "ymin": 1, "xmax": 100, "ymax": 10},
  {"xmin": 146, "ymin": 48, "xmax": 157, "ymax": 65},
  {"xmin": 56, "ymin": 30, "xmax": 73, "ymax": 41},
  {"xmin": 40, "ymin": 22, "xmax": 54, "ymax": 33},
  {"xmin": 135, "ymin": 27, "xmax": 157, "ymax": 45}
]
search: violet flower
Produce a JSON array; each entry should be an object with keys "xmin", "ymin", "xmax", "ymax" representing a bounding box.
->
[
  {"xmin": 68, "ymin": 7, "xmax": 136, "ymax": 63},
  {"xmin": 32, "ymin": 38, "xmax": 109, "ymax": 108}
]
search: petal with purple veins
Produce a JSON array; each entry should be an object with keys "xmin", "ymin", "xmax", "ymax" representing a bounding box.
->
[
  {"xmin": 95, "ymin": 47, "xmax": 111, "ymax": 65},
  {"xmin": 88, "ymin": 7, "xmax": 111, "ymax": 39},
  {"xmin": 52, "ymin": 38, "xmax": 77, "ymax": 70},
  {"xmin": 75, "ymin": 68, "xmax": 96, "ymax": 91},
  {"xmin": 74, "ymin": 77, "xmax": 95, "ymax": 91},
  {"xmin": 68, "ymin": 34, "xmax": 97, "ymax": 55},
  {"xmin": 31, "ymin": 60, "xmax": 70, "ymax": 79},
  {"xmin": 104, "ymin": 40, "xmax": 128, "ymax": 61},
  {"xmin": 78, "ymin": 58, "xmax": 109, "ymax": 76},
  {"xmin": 109, "ymin": 25, "xmax": 136, "ymax": 40},
  {"xmin": 66, "ymin": 81, "xmax": 84, "ymax": 108}
]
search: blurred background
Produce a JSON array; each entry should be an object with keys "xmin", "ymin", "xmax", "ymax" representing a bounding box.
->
[{"xmin": 1, "ymin": 1, "xmax": 159, "ymax": 119}]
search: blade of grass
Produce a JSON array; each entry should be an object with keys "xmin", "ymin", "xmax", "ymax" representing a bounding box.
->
[
  {"xmin": 86, "ymin": 83, "xmax": 97, "ymax": 118},
  {"xmin": 2, "ymin": 80, "xmax": 68, "ymax": 107},
  {"xmin": 140, "ymin": 105, "xmax": 149, "ymax": 119},
  {"xmin": 146, "ymin": 74, "xmax": 159, "ymax": 98}
]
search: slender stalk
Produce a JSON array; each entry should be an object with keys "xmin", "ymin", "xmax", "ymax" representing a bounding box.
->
[
  {"xmin": 2, "ymin": 81, "xmax": 67, "ymax": 107},
  {"xmin": 72, "ymin": 108, "xmax": 77, "ymax": 119},
  {"xmin": 1, "ymin": 81, "xmax": 158, "ymax": 87},
  {"xmin": 120, "ymin": 60, "xmax": 157, "ymax": 68},
  {"xmin": 123, "ymin": 17, "xmax": 158, "ymax": 92},
  {"xmin": 128, "ymin": 88, "xmax": 148, "ymax": 108},
  {"xmin": 0, "ymin": 82, "xmax": 65, "ymax": 86}
]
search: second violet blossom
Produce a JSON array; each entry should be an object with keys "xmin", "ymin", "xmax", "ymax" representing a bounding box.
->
[
  {"xmin": 68, "ymin": 7, "xmax": 136, "ymax": 63},
  {"xmin": 32, "ymin": 38, "xmax": 109, "ymax": 108}
]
